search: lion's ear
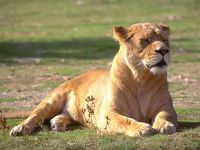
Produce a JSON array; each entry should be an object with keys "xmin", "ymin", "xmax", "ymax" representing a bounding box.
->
[
  {"xmin": 158, "ymin": 23, "xmax": 170, "ymax": 35},
  {"xmin": 113, "ymin": 26, "xmax": 128, "ymax": 42}
]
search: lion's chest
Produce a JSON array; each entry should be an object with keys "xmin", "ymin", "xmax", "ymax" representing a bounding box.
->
[
  {"xmin": 138, "ymin": 93, "xmax": 152, "ymax": 122},
  {"xmin": 127, "ymin": 89, "xmax": 153, "ymax": 123}
]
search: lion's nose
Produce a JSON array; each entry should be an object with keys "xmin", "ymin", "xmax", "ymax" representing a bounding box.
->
[{"xmin": 155, "ymin": 48, "xmax": 169, "ymax": 55}]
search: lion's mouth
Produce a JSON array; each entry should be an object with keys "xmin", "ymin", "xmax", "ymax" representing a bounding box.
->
[{"xmin": 149, "ymin": 60, "xmax": 167, "ymax": 68}]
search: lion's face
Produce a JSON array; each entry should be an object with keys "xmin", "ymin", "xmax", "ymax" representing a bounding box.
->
[{"xmin": 113, "ymin": 23, "xmax": 170, "ymax": 75}]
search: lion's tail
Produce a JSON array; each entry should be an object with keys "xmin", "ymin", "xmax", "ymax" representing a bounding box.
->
[
  {"xmin": 1, "ymin": 111, "xmax": 31, "ymax": 119},
  {"xmin": 0, "ymin": 111, "xmax": 31, "ymax": 130}
]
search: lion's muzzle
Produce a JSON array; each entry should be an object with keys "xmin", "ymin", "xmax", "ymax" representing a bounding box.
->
[{"xmin": 155, "ymin": 48, "xmax": 169, "ymax": 56}]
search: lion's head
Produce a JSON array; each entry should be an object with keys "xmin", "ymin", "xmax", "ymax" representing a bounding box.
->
[{"xmin": 113, "ymin": 23, "xmax": 170, "ymax": 75}]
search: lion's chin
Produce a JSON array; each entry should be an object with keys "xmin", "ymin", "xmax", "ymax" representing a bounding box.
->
[{"xmin": 149, "ymin": 66, "xmax": 167, "ymax": 75}]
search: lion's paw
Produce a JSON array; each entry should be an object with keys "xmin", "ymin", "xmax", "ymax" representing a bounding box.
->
[
  {"xmin": 137, "ymin": 123, "xmax": 155, "ymax": 136},
  {"xmin": 10, "ymin": 124, "xmax": 31, "ymax": 136},
  {"xmin": 155, "ymin": 122, "xmax": 176, "ymax": 134},
  {"xmin": 127, "ymin": 123, "xmax": 154, "ymax": 137},
  {"xmin": 50, "ymin": 118, "xmax": 66, "ymax": 132}
]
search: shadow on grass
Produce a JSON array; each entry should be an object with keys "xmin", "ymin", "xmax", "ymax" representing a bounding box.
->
[
  {"xmin": 171, "ymin": 37, "xmax": 200, "ymax": 54},
  {"xmin": 14, "ymin": 121, "xmax": 200, "ymax": 136},
  {"xmin": 30, "ymin": 122, "xmax": 85, "ymax": 136},
  {"xmin": 0, "ymin": 37, "xmax": 118, "ymax": 64},
  {"xmin": 178, "ymin": 121, "xmax": 200, "ymax": 131}
]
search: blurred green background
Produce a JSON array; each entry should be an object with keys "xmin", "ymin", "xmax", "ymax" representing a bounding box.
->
[{"xmin": 0, "ymin": 0, "xmax": 200, "ymax": 64}]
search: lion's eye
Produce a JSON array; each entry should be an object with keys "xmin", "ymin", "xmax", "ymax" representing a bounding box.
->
[
  {"xmin": 141, "ymin": 38, "xmax": 150, "ymax": 45},
  {"xmin": 163, "ymin": 39, "xmax": 169, "ymax": 43}
]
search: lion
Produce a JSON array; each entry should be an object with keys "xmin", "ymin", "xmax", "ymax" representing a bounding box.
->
[{"xmin": 10, "ymin": 23, "xmax": 178, "ymax": 137}]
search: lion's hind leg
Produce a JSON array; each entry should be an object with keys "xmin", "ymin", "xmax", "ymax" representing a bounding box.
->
[
  {"xmin": 10, "ymin": 93, "xmax": 66, "ymax": 136},
  {"xmin": 50, "ymin": 113, "xmax": 74, "ymax": 132}
]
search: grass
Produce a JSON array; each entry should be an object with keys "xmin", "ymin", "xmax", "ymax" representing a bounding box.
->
[
  {"xmin": 0, "ymin": 0, "xmax": 200, "ymax": 149},
  {"xmin": 1, "ymin": 117, "xmax": 200, "ymax": 150},
  {"xmin": 0, "ymin": 98, "xmax": 24, "ymax": 103}
]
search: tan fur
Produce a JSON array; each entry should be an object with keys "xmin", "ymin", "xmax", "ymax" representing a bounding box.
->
[
  {"xmin": 10, "ymin": 23, "xmax": 178, "ymax": 136},
  {"xmin": 0, "ymin": 116, "xmax": 9, "ymax": 130}
]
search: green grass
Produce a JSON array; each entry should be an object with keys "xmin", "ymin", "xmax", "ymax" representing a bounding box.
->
[
  {"xmin": 0, "ymin": 98, "xmax": 24, "ymax": 103},
  {"xmin": 176, "ymin": 108, "xmax": 200, "ymax": 122},
  {"xmin": 1, "ymin": 115, "xmax": 200, "ymax": 150},
  {"xmin": 0, "ymin": 0, "xmax": 200, "ymax": 65},
  {"xmin": 0, "ymin": 0, "xmax": 200, "ymax": 149}
]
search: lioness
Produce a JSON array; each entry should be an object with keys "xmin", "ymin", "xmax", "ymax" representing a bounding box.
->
[{"xmin": 10, "ymin": 23, "xmax": 178, "ymax": 137}]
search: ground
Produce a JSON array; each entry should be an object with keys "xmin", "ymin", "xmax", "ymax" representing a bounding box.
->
[{"xmin": 0, "ymin": 0, "xmax": 200, "ymax": 149}]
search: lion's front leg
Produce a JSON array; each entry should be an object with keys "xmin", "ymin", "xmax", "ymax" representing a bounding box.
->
[
  {"xmin": 152, "ymin": 107, "xmax": 178, "ymax": 134},
  {"xmin": 98, "ymin": 111, "xmax": 154, "ymax": 137}
]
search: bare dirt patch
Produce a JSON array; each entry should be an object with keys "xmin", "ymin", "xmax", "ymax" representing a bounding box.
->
[
  {"xmin": 0, "ymin": 65, "xmax": 70, "ymax": 115},
  {"xmin": 168, "ymin": 63, "xmax": 200, "ymax": 108}
]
